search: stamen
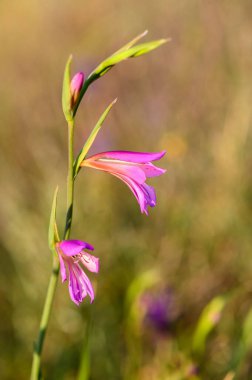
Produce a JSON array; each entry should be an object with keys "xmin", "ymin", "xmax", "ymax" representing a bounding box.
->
[{"xmin": 73, "ymin": 255, "xmax": 82, "ymax": 264}]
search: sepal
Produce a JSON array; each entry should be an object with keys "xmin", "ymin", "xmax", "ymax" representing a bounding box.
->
[
  {"xmin": 62, "ymin": 55, "xmax": 73, "ymax": 122},
  {"xmin": 73, "ymin": 98, "xmax": 117, "ymax": 178}
]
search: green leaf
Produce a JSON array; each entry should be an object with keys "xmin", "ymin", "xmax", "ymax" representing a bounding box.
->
[
  {"xmin": 89, "ymin": 38, "xmax": 169, "ymax": 80},
  {"xmin": 62, "ymin": 54, "xmax": 73, "ymax": 122},
  {"xmin": 124, "ymin": 270, "xmax": 160, "ymax": 346},
  {"xmin": 192, "ymin": 295, "xmax": 226, "ymax": 355},
  {"xmin": 73, "ymin": 33, "xmax": 169, "ymax": 116},
  {"xmin": 229, "ymin": 306, "xmax": 252, "ymax": 370},
  {"xmin": 242, "ymin": 306, "xmax": 252, "ymax": 352},
  {"xmin": 48, "ymin": 186, "xmax": 59, "ymax": 250},
  {"xmin": 73, "ymin": 98, "xmax": 117, "ymax": 178},
  {"xmin": 112, "ymin": 30, "xmax": 148, "ymax": 55}
]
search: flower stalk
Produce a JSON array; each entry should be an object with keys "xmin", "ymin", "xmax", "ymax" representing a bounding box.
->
[
  {"xmin": 30, "ymin": 256, "xmax": 59, "ymax": 380},
  {"xmin": 30, "ymin": 119, "xmax": 75, "ymax": 380},
  {"xmin": 65, "ymin": 119, "xmax": 75, "ymax": 239}
]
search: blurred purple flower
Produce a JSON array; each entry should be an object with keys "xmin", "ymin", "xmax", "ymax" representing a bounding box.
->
[
  {"xmin": 70, "ymin": 72, "xmax": 84, "ymax": 108},
  {"xmin": 56, "ymin": 239, "xmax": 99, "ymax": 305},
  {"xmin": 142, "ymin": 289, "xmax": 175, "ymax": 332},
  {"xmin": 81, "ymin": 150, "xmax": 166, "ymax": 214}
]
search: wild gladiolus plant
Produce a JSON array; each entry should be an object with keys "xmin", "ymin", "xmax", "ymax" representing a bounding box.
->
[{"xmin": 30, "ymin": 31, "xmax": 168, "ymax": 380}]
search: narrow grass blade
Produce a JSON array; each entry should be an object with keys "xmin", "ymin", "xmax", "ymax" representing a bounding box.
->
[
  {"xmin": 77, "ymin": 320, "xmax": 92, "ymax": 380},
  {"xmin": 192, "ymin": 295, "xmax": 226, "ymax": 355}
]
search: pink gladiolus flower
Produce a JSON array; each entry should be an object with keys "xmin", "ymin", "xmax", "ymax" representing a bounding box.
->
[
  {"xmin": 70, "ymin": 72, "xmax": 84, "ymax": 108},
  {"xmin": 56, "ymin": 239, "xmax": 99, "ymax": 305},
  {"xmin": 81, "ymin": 150, "xmax": 166, "ymax": 215}
]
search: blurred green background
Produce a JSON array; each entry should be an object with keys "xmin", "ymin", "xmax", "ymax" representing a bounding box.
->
[{"xmin": 0, "ymin": 0, "xmax": 252, "ymax": 379}]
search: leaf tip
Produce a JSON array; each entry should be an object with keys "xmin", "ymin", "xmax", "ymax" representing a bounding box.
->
[{"xmin": 162, "ymin": 37, "xmax": 172, "ymax": 44}]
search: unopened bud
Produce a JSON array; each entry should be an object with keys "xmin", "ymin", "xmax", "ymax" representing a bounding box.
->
[{"xmin": 70, "ymin": 72, "xmax": 84, "ymax": 108}]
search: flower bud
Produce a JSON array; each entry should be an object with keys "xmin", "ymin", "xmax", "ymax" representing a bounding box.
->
[{"xmin": 70, "ymin": 72, "xmax": 84, "ymax": 108}]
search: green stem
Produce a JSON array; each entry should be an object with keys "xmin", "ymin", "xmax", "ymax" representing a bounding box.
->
[
  {"xmin": 64, "ymin": 119, "xmax": 75, "ymax": 239},
  {"xmin": 30, "ymin": 119, "xmax": 75, "ymax": 380},
  {"xmin": 30, "ymin": 256, "xmax": 59, "ymax": 380}
]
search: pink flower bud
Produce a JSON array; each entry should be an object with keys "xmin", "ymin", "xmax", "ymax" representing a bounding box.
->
[{"xmin": 70, "ymin": 72, "xmax": 84, "ymax": 108}]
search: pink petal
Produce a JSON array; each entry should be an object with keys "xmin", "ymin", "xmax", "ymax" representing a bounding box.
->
[
  {"xmin": 70, "ymin": 72, "xmax": 84, "ymax": 95},
  {"xmin": 112, "ymin": 172, "xmax": 156, "ymax": 214},
  {"xmin": 84, "ymin": 160, "xmax": 146, "ymax": 184},
  {"xmin": 88, "ymin": 150, "xmax": 166, "ymax": 163},
  {"xmin": 140, "ymin": 163, "xmax": 166, "ymax": 178},
  {"xmin": 81, "ymin": 252, "xmax": 99, "ymax": 273},
  {"xmin": 141, "ymin": 182, "xmax": 156, "ymax": 207},
  {"xmin": 68, "ymin": 264, "xmax": 82, "ymax": 305},
  {"xmin": 58, "ymin": 253, "xmax": 67, "ymax": 282},
  {"xmin": 75, "ymin": 265, "xmax": 95, "ymax": 303},
  {"xmin": 59, "ymin": 240, "xmax": 94, "ymax": 256},
  {"xmin": 81, "ymin": 272, "xmax": 95, "ymax": 303}
]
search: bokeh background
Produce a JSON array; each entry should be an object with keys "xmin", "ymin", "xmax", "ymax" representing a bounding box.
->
[{"xmin": 1, "ymin": 0, "xmax": 252, "ymax": 379}]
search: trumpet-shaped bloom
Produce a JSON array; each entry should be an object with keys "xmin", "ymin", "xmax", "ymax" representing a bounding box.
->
[
  {"xmin": 81, "ymin": 150, "xmax": 166, "ymax": 215},
  {"xmin": 70, "ymin": 72, "xmax": 84, "ymax": 108},
  {"xmin": 56, "ymin": 240, "xmax": 99, "ymax": 305}
]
